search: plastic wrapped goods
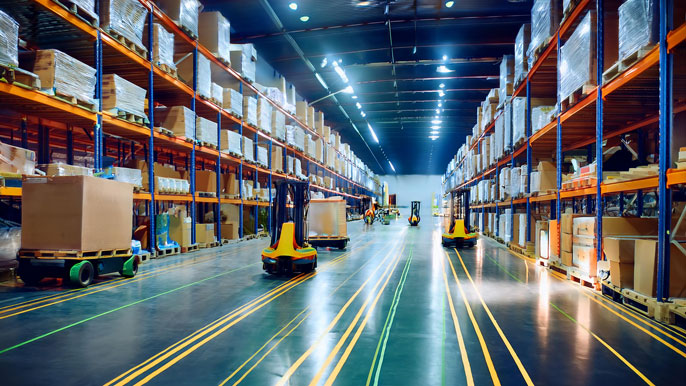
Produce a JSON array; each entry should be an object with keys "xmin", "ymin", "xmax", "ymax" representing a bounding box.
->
[
  {"xmin": 177, "ymin": 53, "xmax": 211, "ymax": 98},
  {"xmin": 256, "ymin": 97, "xmax": 272, "ymax": 133},
  {"xmin": 559, "ymin": 11, "xmax": 595, "ymax": 102},
  {"xmin": 0, "ymin": 141, "xmax": 36, "ymax": 175},
  {"xmin": 514, "ymin": 24, "xmax": 531, "ymax": 86},
  {"xmin": 532, "ymin": 106, "xmax": 556, "ymax": 133},
  {"xmin": 198, "ymin": 11, "xmax": 231, "ymax": 63},
  {"xmin": 102, "ymin": 74, "xmax": 147, "ymax": 118},
  {"xmin": 230, "ymin": 43, "xmax": 257, "ymax": 83},
  {"xmin": 511, "ymin": 167, "xmax": 521, "ymax": 197},
  {"xmin": 211, "ymin": 83, "xmax": 223, "ymax": 106},
  {"xmin": 157, "ymin": 0, "xmax": 199, "ymax": 38},
  {"xmin": 527, "ymin": 0, "xmax": 560, "ymax": 68},
  {"xmin": 257, "ymin": 146, "xmax": 268, "ymax": 168},
  {"xmin": 220, "ymin": 130, "xmax": 242, "ymax": 157},
  {"xmin": 618, "ymin": 0, "xmax": 658, "ymax": 61},
  {"xmin": 243, "ymin": 136, "xmax": 254, "ymax": 162},
  {"xmin": 222, "ymin": 88, "xmax": 242, "ymax": 118},
  {"xmin": 503, "ymin": 102, "xmax": 512, "ymax": 152},
  {"xmin": 512, "ymin": 97, "xmax": 526, "ymax": 145},
  {"xmin": 100, "ymin": 0, "xmax": 147, "ymax": 49},
  {"xmin": 0, "ymin": 10, "xmax": 18, "ymax": 67},
  {"xmin": 152, "ymin": 23, "xmax": 175, "ymax": 70},
  {"xmin": 272, "ymin": 110, "xmax": 286, "ymax": 141},
  {"xmin": 37, "ymin": 163, "xmax": 93, "ymax": 177},
  {"xmin": 196, "ymin": 116, "xmax": 218, "ymax": 147},
  {"xmin": 243, "ymin": 96, "xmax": 258, "ymax": 127},
  {"xmin": 499, "ymin": 55, "xmax": 514, "ymax": 105},
  {"xmin": 112, "ymin": 167, "xmax": 142, "ymax": 188},
  {"xmin": 156, "ymin": 106, "xmax": 194, "ymax": 138},
  {"xmin": 34, "ymin": 50, "xmax": 96, "ymax": 104}
]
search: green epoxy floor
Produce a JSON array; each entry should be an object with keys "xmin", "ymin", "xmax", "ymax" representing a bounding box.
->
[{"xmin": 0, "ymin": 214, "xmax": 685, "ymax": 385}]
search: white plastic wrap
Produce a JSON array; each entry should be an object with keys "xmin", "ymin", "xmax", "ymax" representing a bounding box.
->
[
  {"xmin": 0, "ymin": 10, "xmax": 18, "ymax": 67},
  {"xmin": 503, "ymin": 102, "xmax": 512, "ymax": 152},
  {"xmin": 243, "ymin": 96, "xmax": 257, "ymax": 127},
  {"xmin": 222, "ymin": 88, "xmax": 243, "ymax": 118},
  {"xmin": 102, "ymin": 74, "xmax": 146, "ymax": 117},
  {"xmin": 501, "ymin": 208, "xmax": 512, "ymax": 242},
  {"xmin": 157, "ymin": 0, "xmax": 199, "ymax": 38},
  {"xmin": 257, "ymin": 97, "xmax": 272, "ymax": 133},
  {"xmin": 198, "ymin": 11, "xmax": 230, "ymax": 62},
  {"xmin": 527, "ymin": 0, "xmax": 560, "ymax": 68},
  {"xmin": 618, "ymin": 0, "xmax": 658, "ymax": 60},
  {"xmin": 112, "ymin": 167, "xmax": 142, "ymax": 187},
  {"xmin": 257, "ymin": 146, "xmax": 268, "ymax": 168},
  {"xmin": 230, "ymin": 43, "xmax": 257, "ymax": 83},
  {"xmin": 514, "ymin": 24, "xmax": 531, "ymax": 86},
  {"xmin": 243, "ymin": 136, "xmax": 254, "ymax": 162},
  {"xmin": 520, "ymin": 165, "xmax": 528, "ymax": 195},
  {"xmin": 211, "ymin": 83, "xmax": 223, "ymax": 106},
  {"xmin": 152, "ymin": 23, "xmax": 175, "ymax": 70},
  {"xmin": 197, "ymin": 54, "xmax": 211, "ymax": 99},
  {"xmin": 100, "ymin": 0, "xmax": 148, "ymax": 49},
  {"xmin": 559, "ymin": 11, "xmax": 595, "ymax": 102},
  {"xmin": 34, "ymin": 50, "xmax": 96, "ymax": 105},
  {"xmin": 512, "ymin": 97, "xmax": 526, "ymax": 145},
  {"xmin": 532, "ymin": 106, "xmax": 556, "ymax": 133},
  {"xmin": 499, "ymin": 55, "xmax": 514, "ymax": 104},
  {"xmin": 196, "ymin": 116, "xmax": 218, "ymax": 147},
  {"xmin": 220, "ymin": 130, "xmax": 242, "ymax": 157},
  {"xmin": 511, "ymin": 167, "xmax": 521, "ymax": 197},
  {"xmin": 272, "ymin": 110, "xmax": 286, "ymax": 141}
]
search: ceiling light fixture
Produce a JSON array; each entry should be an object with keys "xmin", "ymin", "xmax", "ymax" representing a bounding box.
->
[
  {"xmin": 300, "ymin": 16, "xmax": 310, "ymax": 22},
  {"xmin": 352, "ymin": 95, "xmax": 358, "ymax": 99},
  {"xmin": 289, "ymin": 2, "xmax": 298, "ymax": 10},
  {"xmin": 320, "ymin": 58, "xmax": 328, "ymax": 68},
  {"xmin": 442, "ymin": 55, "xmax": 448, "ymax": 61},
  {"xmin": 332, "ymin": 61, "xmax": 349, "ymax": 83},
  {"xmin": 445, "ymin": 1, "xmax": 454, "ymax": 8},
  {"xmin": 438, "ymin": 103, "xmax": 442, "ymax": 107},
  {"xmin": 342, "ymin": 85, "xmax": 354, "ymax": 93},
  {"xmin": 361, "ymin": 111, "xmax": 366, "ymax": 117},
  {"xmin": 437, "ymin": 65, "xmax": 453, "ymax": 73},
  {"xmin": 356, "ymin": 102, "xmax": 362, "ymax": 109},
  {"xmin": 435, "ymin": 109, "xmax": 440, "ymax": 114},
  {"xmin": 368, "ymin": 123, "xmax": 379, "ymax": 143},
  {"xmin": 438, "ymin": 90, "xmax": 445, "ymax": 97},
  {"xmin": 432, "ymin": 120, "xmax": 442, "ymax": 124},
  {"xmin": 388, "ymin": 161, "xmax": 396, "ymax": 172},
  {"xmin": 430, "ymin": 130, "xmax": 440, "ymax": 135},
  {"xmin": 429, "ymin": 135, "xmax": 439, "ymax": 140},
  {"xmin": 439, "ymin": 83, "xmax": 445, "ymax": 88},
  {"xmin": 315, "ymin": 73, "xmax": 328, "ymax": 89},
  {"xmin": 430, "ymin": 125, "xmax": 441, "ymax": 130}
]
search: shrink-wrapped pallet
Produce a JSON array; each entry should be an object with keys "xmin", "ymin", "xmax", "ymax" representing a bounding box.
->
[
  {"xmin": 532, "ymin": 105, "xmax": 556, "ymax": 133},
  {"xmin": 177, "ymin": 53, "xmax": 210, "ymax": 99},
  {"xmin": 305, "ymin": 135, "xmax": 316, "ymax": 159},
  {"xmin": 100, "ymin": 0, "xmax": 147, "ymax": 49},
  {"xmin": 512, "ymin": 97, "xmax": 526, "ymax": 145},
  {"xmin": 34, "ymin": 50, "xmax": 96, "ymax": 105},
  {"xmin": 198, "ymin": 11, "xmax": 230, "ymax": 63},
  {"xmin": 0, "ymin": 10, "xmax": 18, "ymax": 67},
  {"xmin": 152, "ymin": 23, "xmax": 175, "ymax": 70},
  {"xmin": 230, "ymin": 43, "xmax": 257, "ymax": 83},
  {"xmin": 243, "ymin": 136, "xmax": 254, "ymax": 162},
  {"xmin": 196, "ymin": 116, "xmax": 218, "ymax": 147},
  {"xmin": 220, "ymin": 130, "xmax": 242, "ymax": 157},
  {"xmin": 222, "ymin": 88, "xmax": 243, "ymax": 118},
  {"xmin": 272, "ymin": 110, "xmax": 286, "ymax": 141},
  {"xmin": 527, "ymin": 0, "xmax": 561, "ymax": 68},
  {"xmin": 514, "ymin": 24, "xmax": 531, "ymax": 86},
  {"xmin": 256, "ymin": 97, "xmax": 272, "ymax": 133},
  {"xmin": 102, "ymin": 74, "xmax": 147, "ymax": 118},
  {"xmin": 499, "ymin": 55, "xmax": 514, "ymax": 105},
  {"xmin": 243, "ymin": 96, "xmax": 257, "ymax": 127},
  {"xmin": 156, "ymin": 106, "xmax": 194, "ymax": 138},
  {"xmin": 211, "ymin": 83, "xmax": 223, "ymax": 106},
  {"xmin": 157, "ymin": 0, "xmax": 199, "ymax": 38},
  {"xmin": 256, "ymin": 146, "xmax": 268, "ymax": 168},
  {"xmin": 511, "ymin": 167, "xmax": 521, "ymax": 197},
  {"xmin": 559, "ymin": 11, "xmax": 596, "ymax": 102},
  {"xmin": 503, "ymin": 102, "xmax": 512, "ymax": 152},
  {"xmin": 112, "ymin": 167, "xmax": 142, "ymax": 188},
  {"xmin": 618, "ymin": 0, "xmax": 658, "ymax": 61}
]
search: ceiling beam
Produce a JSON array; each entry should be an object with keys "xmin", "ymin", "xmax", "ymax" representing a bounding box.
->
[
  {"xmin": 359, "ymin": 88, "xmax": 490, "ymax": 95},
  {"xmin": 344, "ymin": 57, "xmax": 500, "ymax": 68},
  {"xmin": 356, "ymin": 75, "xmax": 498, "ymax": 83}
]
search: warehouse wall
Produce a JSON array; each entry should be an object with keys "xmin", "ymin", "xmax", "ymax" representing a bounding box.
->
[{"xmin": 384, "ymin": 174, "xmax": 442, "ymax": 216}]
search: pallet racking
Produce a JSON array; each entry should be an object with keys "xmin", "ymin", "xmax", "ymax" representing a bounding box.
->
[
  {"xmin": 0, "ymin": 0, "xmax": 382, "ymax": 251},
  {"xmin": 443, "ymin": 0, "xmax": 686, "ymax": 302}
]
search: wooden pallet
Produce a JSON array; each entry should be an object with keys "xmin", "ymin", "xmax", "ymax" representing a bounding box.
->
[
  {"xmin": 154, "ymin": 245, "xmax": 180, "ymax": 258},
  {"xmin": 0, "ymin": 65, "xmax": 40, "ymax": 90},
  {"xmin": 199, "ymin": 141, "xmax": 217, "ymax": 150},
  {"xmin": 198, "ymin": 241, "xmax": 220, "ymax": 249},
  {"xmin": 568, "ymin": 266, "xmax": 598, "ymax": 289},
  {"xmin": 508, "ymin": 243, "xmax": 527, "ymax": 255},
  {"xmin": 536, "ymin": 258, "xmax": 549, "ymax": 267},
  {"xmin": 621, "ymin": 288, "xmax": 658, "ymax": 318},
  {"xmin": 109, "ymin": 109, "xmax": 148, "ymax": 126},
  {"xmin": 561, "ymin": 0, "xmax": 581, "ymax": 24},
  {"xmin": 157, "ymin": 63, "xmax": 178, "ymax": 79},
  {"xmin": 181, "ymin": 244, "xmax": 199, "ymax": 253},
  {"xmin": 666, "ymin": 303, "xmax": 686, "ymax": 327},
  {"xmin": 18, "ymin": 248, "xmax": 132, "ymax": 260},
  {"xmin": 54, "ymin": 0, "xmax": 99, "ymax": 27},
  {"xmin": 602, "ymin": 45, "xmax": 655, "ymax": 83},
  {"xmin": 104, "ymin": 28, "xmax": 147, "ymax": 59},
  {"xmin": 171, "ymin": 20, "xmax": 198, "ymax": 40},
  {"xmin": 560, "ymin": 83, "xmax": 595, "ymax": 112},
  {"xmin": 134, "ymin": 252, "xmax": 152, "ymax": 265},
  {"xmin": 529, "ymin": 36, "xmax": 554, "ymax": 66},
  {"xmin": 45, "ymin": 88, "xmax": 96, "ymax": 111},
  {"xmin": 197, "ymin": 191, "xmax": 217, "ymax": 198},
  {"xmin": 155, "ymin": 127, "xmax": 176, "ymax": 137}
]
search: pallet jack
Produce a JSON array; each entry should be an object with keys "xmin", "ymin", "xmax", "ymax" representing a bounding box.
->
[
  {"xmin": 441, "ymin": 219, "xmax": 478, "ymax": 248},
  {"xmin": 408, "ymin": 201, "xmax": 420, "ymax": 226},
  {"xmin": 261, "ymin": 180, "xmax": 317, "ymax": 274}
]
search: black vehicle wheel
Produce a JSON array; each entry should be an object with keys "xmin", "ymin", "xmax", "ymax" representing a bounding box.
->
[{"xmin": 69, "ymin": 261, "xmax": 94, "ymax": 287}]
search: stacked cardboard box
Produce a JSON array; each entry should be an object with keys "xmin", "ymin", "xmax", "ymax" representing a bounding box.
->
[
  {"xmin": 156, "ymin": 106, "xmax": 194, "ymax": 139},
  {"xmin": 196, "ymin": 116, "xmax": 218, "ymax": 147},
  {"xmin": 0, "ymin": 10, "xmax": 18, "ymax": 67},
  {"xmin": 272, "ymin": 110, "xmax": 286, "ymax": 141},
  {"xmin": 102, "ymin": 74, "xmax": 148, "ymax": 118},
  {"xmin": 157, "ymin": 0, "xmax": 200, "ymax": 38},
  {"xmin": 242, "ymin": 136, "xmax": 254, "ymax": 163},
  {"xmin": 220, "ymin": 173, "xmax": 239, "ymax": 196},
  {"xmin": 198, "ymin": 11, "xmax": 230, "ymax": 63},
  {"xmin": 0, "ymin": 141, "xmax": 36, "ymax": 175},
  {"xmin": 229, "ymin": 43, "xmax": 256, "ymax": 82},
  {"xmin": 34, "ymin": 49, "xmax": 96, "ymax": 105},
  {"xmin": 572, "ymin": 216, "xmax": 597, "ymax": 276},
  {"xmin": 271, "ymin": 145, "xmax": 283, "ymax": 172},
  {"xmin": 560, "ymin": 213, "xmax": 585, "ymax": 266},
  {"xmin": 243, "ymin": 96, "xmax": 257, "ymax": 127},
  {"xmin": 152, "ymin": 23, "xmax": 175, "ymax": 70},
  {"xmin": 220, "ymin": 130, "xmax": 242, "ymax": 157},
  {"xmin": 222, "ymin": 87, "xmax": 243, "ymax": 118},
  {"xmin": 194, "ymin": 170, "xmax": 216, "ymax": 194},
  {"xmin": 256, "ymin": 97, "xmax": 272, "ymax": 133}
]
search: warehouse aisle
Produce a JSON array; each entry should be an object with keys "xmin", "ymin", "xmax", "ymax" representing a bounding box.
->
[{"xmin": 0, "ymin": 214, "xmax": 685, "ymax": 385}]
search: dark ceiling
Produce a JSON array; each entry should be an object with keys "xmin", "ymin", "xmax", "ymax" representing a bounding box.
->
[{"xmin": 203, "ymin": 0, "xmax": 533, "ymax": 175}]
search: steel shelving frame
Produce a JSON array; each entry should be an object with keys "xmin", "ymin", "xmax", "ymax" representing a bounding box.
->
[
  {"xmin": 0, "ymin": 0, "xmax": 381, "ymax": 250},
  {"xmin": 442, "ymin": 0, "xmax": 685, "ymax": 301}
]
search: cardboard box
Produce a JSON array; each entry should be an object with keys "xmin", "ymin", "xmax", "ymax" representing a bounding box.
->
[
  {"xmin": 220, "ymin": 221, "xmax": 239, "ymax": 240},
  {"xmin": 195, "ymin": 223, "xmax": 215, "ymax": 244},
  {"xmin": 561, "ymin": 250, "xmax": 573, "ymax": 266},
  {"xmin": 573, "ymin": 234, "xmax": 596, "ymax": 248},
  {"xmin": 561, "ymin": 213, "xmax": 588, "ymax": 234},
  {"xmin": 198, "ymin": 12, "xmax": 230, "ymax": 63},
  {"xmin": 308, "ymin": 199, "xmax": 347, "ymax": 237},
  {"xmin": 610, "ymin": 261, "xmax": 633, "ymax": 288},
  {"xmin": 573, "ymin": 217, "xmax": 596, "ymax": 236},
  {"xmin": 538, "ymin": 161, "xmax": 557, "ymax": 191},
  {"xmin": 21, "ymin": 176, "xmax": 133, "ymax": 251},
  {"xmin": 169, "ymin": 215, "xmax": 192, "ymax": 248},
  {"xmin": 156, "ymin": 106, "xmax": 194, "ymax": 139},
  {"xmin": 603, "ymin": 237, "xmax": 637, "ymax": 263},
  {"xmin": 271, "ymin": 145, "xmax": 283, "ymax": 172},
  {"xmin": 195, "ymin": 170, "xmax": 217, "ymax": 193},
  {"xmin": 0, "ymin": 141, "xmax": 36, "ymax": 175},
  {"xmin": 37, "ymin": 163, "xmax": 92, "ymax": 177},
  {"xmin": 634, "ymin": 240, "xmax": 686, "ymax": 298},
  {"xmin": 572, "ymin": 245, "xmax": 596, "ymax": 275},
  {"xmin": 549, "ymin": 219, "xmax": 559, "ymax": 258},
  {"xmin": 561, "ymin": 232, "xmax": 573, "ymax": 253}
]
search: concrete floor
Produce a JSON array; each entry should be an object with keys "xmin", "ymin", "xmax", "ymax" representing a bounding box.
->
[{"xmin": 0, "ymin": 213, "xmax": 685, "ymax": 385}]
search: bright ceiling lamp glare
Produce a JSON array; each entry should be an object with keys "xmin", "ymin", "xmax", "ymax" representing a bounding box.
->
[
  {"xmin": 368, "ymin": 123, "xmax": 379, "ymax": 143},
  {"xmin": 388, "ymin": 161, "xmax": 396, "ymax": 172},
  {"xmin": 429, "ymin": 135, "xmax": 439, "ymax": 140},
  {"xmin": 342, "ymin": 85, "xmax": 354, "ymax": 93},
  {"xmin": 315, "ymin": 72, "xmax": 328, "ymax": 89},
  {"xmin": 300, "ymin": 15, "xmax": 310, "ymax": 22},
  {"xmin": 435, "ymin": 109, "xmax": 440, "ymax": 114},
  {"xmin": 288, "ymin": 2, "xmax": 298, "ymax": 10},
  {"xmin": 356, "ymin": 102, "xmax": 362, "ymax": 109},
  {"xmin": 332, "ymin": 61, "xmax": 349, "ymax": 83},
  {"xmin": 439, "ymin": 83, "xmax": 445, "ymax": 88},
  {"xmin": 430, "ymin": 131, "xmax": 440, "ymax": 136},
  {"xmin": 432, "ymin": 119, "xmax": 442, "ymax": 124},
  {"xmin": 438, "ymin": 102, "xmax": 442, "ymax": 107},
  {"xmin": 320, "ymin": 58, "xmax": 328, "ymax": 68},
  {"xmin": 361, "ymin": 111, "xmax": 366, "ymax": 117},
  {"xmin": 445, "ymin": 1, "xmax": 454, "ymax": 8},
  {"xmin": 352, "ymin": 95, "xmax": 358, "ymax": 99},
  {"xmin": 430, "ymin": 125, "xmax": 441, "ymax": 130},
  {"xmin": 437, "ymin": 65, "xmax": 453, "ymax": 73},
  {"xmin": 442, "ymin": 55, "xmax": 448, "ymax": 61},
  {"xmin": 438, "ymin": 90, "xmax": 445, "ymax": 97}
]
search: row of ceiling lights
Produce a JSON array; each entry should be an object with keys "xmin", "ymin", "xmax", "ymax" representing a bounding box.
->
[{"xmin": 288, "ymin": 2, "xmax": 310, "ymax": 22}]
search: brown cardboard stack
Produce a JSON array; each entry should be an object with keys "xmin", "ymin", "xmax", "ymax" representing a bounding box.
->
[
  {"xmin": 21, "ymin": 176, "xmax": 133, "ymax": 251},
  {"xmin": 38, "ymin": 163, "xmax": 93, "ymax": 177},
  {"xmin": 198, "ymin": 11, "xmax": 230, "ymax": 63},
  {"xmin": 296, "ymin": 101, "xmax": 309, "ymax": 126},
  {"xmin": 271, "ymin": 145, "xmax": 283, "ymax": 172},
  {"xmin": 169, "ymin": 212, "xmax": 192, "ymax": 248},
  {"xmin": 308, "ymin": 198, "xmax": 347, "ymax": 237},
  {"xmin": 315, "ymin": 111, "xmax": 325, "ymax": 135},
  {"xmin": 572, "ymin": 217, "xmax": 597, "ymax": 276},
  {"xmin": 220, "ymin": 173, "xmax": 239, "ymax": 196},
  {"xmin": 195, "ymin": 223, "xmax": 216, "ymax": 244},
  {"xmin": 195, "ymin": 170, "xmax": 217, "ymax": 194},
  {"xmin": 33, "ymin": 49, "xmax": 96, "ymax": 104},
  {"xmin": 634, "ymin": 240, "xmax": 686, "ymax": 297},
  {"xmin": 156, "ymin": 106, "xmax": 194, "ymax": 139},
  {"xmin": 560, "ymin": 213, "xmax": 585, "ymax": 266},
  {"xmin": 0, "ymin": 141, "xmax": 36, "ymax": 175},
  {"xmin": 603, "ymin": 237, "xmax": 636, "ymax": 288},
  {"xmin": 102, "ymin": 74, "xmax": 147, "ymax": 118}
]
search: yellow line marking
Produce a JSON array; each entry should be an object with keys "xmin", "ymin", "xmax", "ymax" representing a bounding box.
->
[
  {"xmin": 276, "ymin": 236, "xmax": 406, "ymax": 386},
  {"xmin": 444, "ymin": 251, "xmax": 501, "ymax": 386},
  {"xmin": 453, "ymin": 248, "xmax": 534, "ymax": 386},
  {"xmin": 440, "ymin": 247, "xmax": 474, "ymax": 386}
]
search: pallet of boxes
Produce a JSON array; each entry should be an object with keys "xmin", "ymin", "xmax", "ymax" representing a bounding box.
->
[{"xmin": 307, "ymin": 197, "xmax": 349, "ymax": 249}]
